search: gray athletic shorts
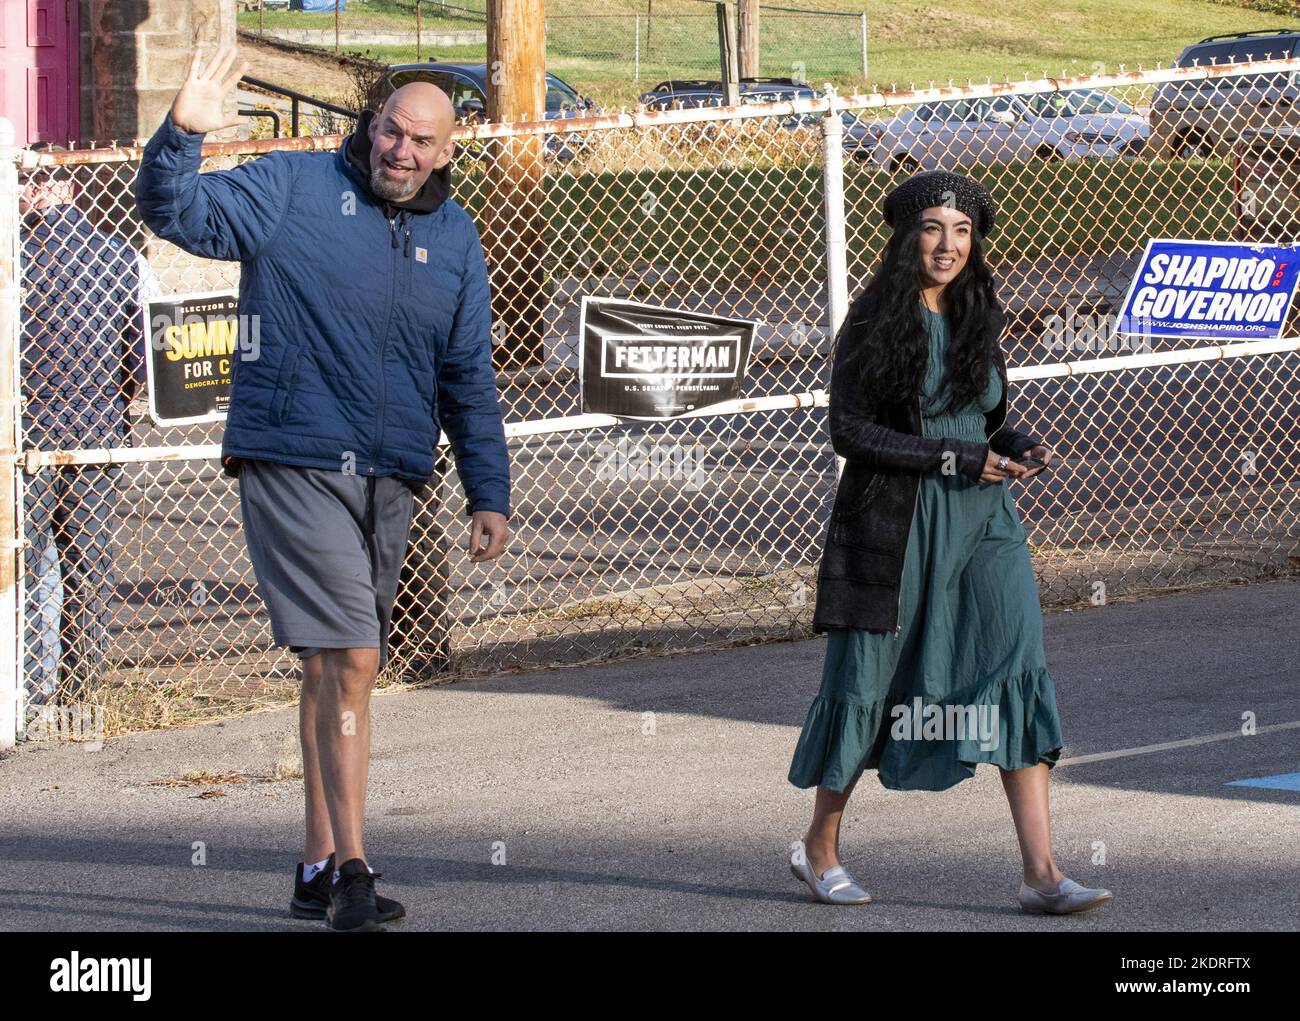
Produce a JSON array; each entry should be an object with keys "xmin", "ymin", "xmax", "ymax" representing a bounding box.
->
[{"xmin": 236, "ymin": 458, "xmax": 415, "ymax": 671}]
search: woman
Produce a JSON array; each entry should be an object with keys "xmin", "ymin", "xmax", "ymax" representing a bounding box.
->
[{"xmin": 786, "ymin": 170, "xmax": 1112, "ymax": 915}]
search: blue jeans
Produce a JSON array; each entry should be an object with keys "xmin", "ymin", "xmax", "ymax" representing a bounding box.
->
[
  {"xmin": 24, "ymin": 537, "xmax": 63, "ymax": 706},
  {"xmin": 23, "ymin": 466, "xmax": 120, "ymax": 704}
]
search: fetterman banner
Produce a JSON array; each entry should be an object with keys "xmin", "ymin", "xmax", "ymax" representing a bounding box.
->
[
  {"xmin": 143, "ymin": 292, "xmax": 246, "ymax": 426},
  {"xmin": 579, "ymin": 297, "xmax": 757, "ymax": 419},
  {"xmin": 1116, "ymin": 239, "xmax": 1300, "ymax": 341}
]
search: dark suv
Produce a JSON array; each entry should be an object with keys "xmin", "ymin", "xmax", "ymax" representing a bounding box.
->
[
  {"xmin": 637, "ymin": 76, "xmax": 818, "ymax": 110},
  {"xmin": 1151, "ymin": 29, "xmax": 1300, "ymax": 158},
  {"xmin": 637, "ymin": 78, "xmax": 875, "ymax": 160}
]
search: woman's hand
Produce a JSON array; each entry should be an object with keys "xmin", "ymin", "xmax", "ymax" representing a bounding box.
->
[
  {"xmin": 980, "ymin": 444, "xmax": 1055, "ymax": 483},
  {"xmin": 1018, "ymin": 443, "xmax": 1055, "ymax": 480},
  {"xmin": 979, "ymin": 448, "xmax": 1030, "ymax": 484}
]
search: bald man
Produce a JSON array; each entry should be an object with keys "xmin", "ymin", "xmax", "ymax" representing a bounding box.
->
[{"xmin": 135, "ymin": 49, "xmax": 511, "ymax": 931}]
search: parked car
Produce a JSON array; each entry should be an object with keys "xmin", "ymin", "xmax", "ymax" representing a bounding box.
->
[
  {"xmin": 866, "ymin": 89, "xmax": 1148, "ymax": 173},
  {"xmin": 637, "ymin": 78, "xmax": 876, "ymax": 160},
  {"xmin": 1232, "ymin": 126, "xmax": 1300, "ymax": 241},
  {"xmin": 369, "ymin": 63, "xmax": 600, "ymax": 160},
  {"xmin": 638, "ymin": 77, "xmax": 817, "ymax": 109},
  {"xmin": 1150, "ymin": 29, "xmax": 1300, "ymax": 159}
]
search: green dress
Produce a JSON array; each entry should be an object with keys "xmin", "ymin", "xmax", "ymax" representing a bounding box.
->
[{"xmin": 788, "ymin": 305, "xmax": 1063, "ymax": 793}]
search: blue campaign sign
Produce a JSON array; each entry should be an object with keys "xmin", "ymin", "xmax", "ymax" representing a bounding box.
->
[{"xmin": 1116, "ymin": 239, "xmax": 1300, "ymax": 341}]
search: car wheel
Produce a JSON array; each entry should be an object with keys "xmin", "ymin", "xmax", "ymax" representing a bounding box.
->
[
  {"xmin": 1034, "ymin": 144, "xmax": 1064, "ymax": 162},
  {"xmin": 890, "ymin": 154, "xmax": 920, "ymax": 174},
  {"xmin": 1175, "ymin": 132, "xmax": 1212, "ymax": 159},
  {"xmin": 1118, "ymin": 137, "xmax": 1146, "ymax": 159}
]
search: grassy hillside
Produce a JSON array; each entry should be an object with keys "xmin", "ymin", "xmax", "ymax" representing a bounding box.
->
[{"xmin": 242, "ymin": 1, "xmax": 1300, "ymax": 107}]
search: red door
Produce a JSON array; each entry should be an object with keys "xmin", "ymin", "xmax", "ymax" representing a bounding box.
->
[{"xmin": 0, "ymin": 0, "xmax": 78, "ymax": 146}]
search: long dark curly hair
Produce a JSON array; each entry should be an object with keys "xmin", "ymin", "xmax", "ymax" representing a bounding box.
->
[{"xmin": 836, "ymin": 209, "xmax": 1007, "ymax": 417}]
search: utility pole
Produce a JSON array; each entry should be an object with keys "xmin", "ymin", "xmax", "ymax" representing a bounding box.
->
[
  {"xmin": 717, "ymin": 3, "xmax": 739, "ymax": 106},
  {"xmin": 484, "ymin": 0, "xmax": 546, "ymax": 371},
  {"xmin": 738, "ymin": 0, "xmax": 759, "ymax": 80}
]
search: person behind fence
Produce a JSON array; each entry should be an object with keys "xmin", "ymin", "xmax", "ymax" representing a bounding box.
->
[
  {"xmin": 786, "ymin": 170, "xmax": 1113, "ymax": 915},
  {"xmin": 19, "ymin": 147, "xmax": 146, "ymax": 709},
  {"xmin": 135, "ymin": 47, "xmax": 512, "ymax": 931}
]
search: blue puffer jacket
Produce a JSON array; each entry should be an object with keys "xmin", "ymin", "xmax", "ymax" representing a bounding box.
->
[{"xmin": 134, "ymin": 111, "xmax": 510, "ymax": 518}]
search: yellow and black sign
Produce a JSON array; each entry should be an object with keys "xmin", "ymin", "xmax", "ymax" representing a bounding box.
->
[{"xmin": 143, "ymin": 292, "xmax": 240, "ymax": 426}]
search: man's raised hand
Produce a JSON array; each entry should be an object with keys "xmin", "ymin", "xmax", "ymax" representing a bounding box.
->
[{"xmin": 170, "ymin": 47, "xmax": 250, "ymax": 135}]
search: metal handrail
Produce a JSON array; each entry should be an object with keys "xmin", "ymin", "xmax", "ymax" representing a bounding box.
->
[{"xmin": 239, "ymin": 75, "xmax": 359, "ymax": 137}]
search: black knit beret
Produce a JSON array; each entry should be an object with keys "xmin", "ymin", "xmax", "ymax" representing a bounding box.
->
[{"xmin": 881, "ymin": 169, "xmax": 997, "ymax": 238}]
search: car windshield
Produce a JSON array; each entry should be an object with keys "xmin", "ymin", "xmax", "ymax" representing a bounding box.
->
[
  {"xmin": 914, "ymin": 100, "xmax": 976, "ymax": 121},
  {"xmin": 546, "ymin": 76, "xmax": 583, "ymax": 113},
  {"xmin": 1024, "ymin": 90, "xmax": 1133, "ymax": 118}
]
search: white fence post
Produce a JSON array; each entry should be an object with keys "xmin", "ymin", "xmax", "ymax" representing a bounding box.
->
[
  {"xmin": 821, "ymin": 86, "xmax": 849, "ymax": 480},
  {"xmin": 0, "ymin": 118, "xmax": 21, "ymax": 749}
]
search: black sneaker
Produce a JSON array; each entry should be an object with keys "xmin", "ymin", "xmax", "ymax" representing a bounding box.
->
[
  {"xmin": 290, "ymin": 853, "xmax": 405, "ymax": 923},
  {"xmin": 327, "ymin": 857, "xmax": 393, "ymax": 931}
]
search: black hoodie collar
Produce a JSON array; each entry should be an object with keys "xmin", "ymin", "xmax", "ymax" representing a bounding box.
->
[{"xmin": 344, "ymin": 109, "xmax": 450, "ymax": 217}]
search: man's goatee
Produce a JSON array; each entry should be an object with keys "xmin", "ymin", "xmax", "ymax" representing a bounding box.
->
[{"xmin": 370, "ymin": 166, "xmax": 410, "ymax": 201}]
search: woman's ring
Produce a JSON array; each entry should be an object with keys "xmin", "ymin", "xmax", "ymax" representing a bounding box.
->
[{"xmin": 996, "ymin": 455, "xmax": 1009, "ymax": 471}]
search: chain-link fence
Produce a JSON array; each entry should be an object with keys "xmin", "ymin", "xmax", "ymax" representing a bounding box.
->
[{"xmin": 3, "ymin": 58, "xmax": 1299, "ymax": 744}]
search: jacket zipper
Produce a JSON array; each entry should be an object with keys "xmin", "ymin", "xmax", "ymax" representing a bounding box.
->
[{"xmin": 373, "ymin": 211, "xmax": 405, "ymax": 470}]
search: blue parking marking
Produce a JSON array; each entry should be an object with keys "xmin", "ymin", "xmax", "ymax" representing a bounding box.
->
[{"xmin": 1226, "ymin": 772, "xmax": 1300, "ymax": 792}]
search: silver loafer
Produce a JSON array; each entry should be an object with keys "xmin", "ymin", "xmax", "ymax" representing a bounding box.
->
[
  {"xmin": 1017, "ymin": 876, "xmax": 1113, "ymax": 915},
  {"xmin": 790, "ymin": 855, "xmax": 873, "ymax": 904}
]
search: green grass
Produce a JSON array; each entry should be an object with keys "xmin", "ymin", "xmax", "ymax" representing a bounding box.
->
[
  {"xmin": 246, "ymin": 1, "xmax": 1300, "ymax": 108},
  {"xmin": 238, "ymin": 0, "xmax": 480, "ymax": 31}
]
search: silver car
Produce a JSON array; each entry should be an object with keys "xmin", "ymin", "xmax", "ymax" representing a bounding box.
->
[{"xmin": 866, "ymin": 89, "xmax": 1148, "ymax": 173}]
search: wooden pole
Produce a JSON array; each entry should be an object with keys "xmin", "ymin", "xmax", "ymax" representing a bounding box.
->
[
  {"xmin": 484, "ymin": 0, "xmax": 546, "ymax": 370},
  {"xmin": 738, "ymin": 0, "xmax": 759, "ymax": 80},
  {"xmin": 718, "ymin": 3, "xmax": 739, "ymax": 106},
  {"xmin": 389, "ymin": 451, "xmax": 453, "ymax": 680}
]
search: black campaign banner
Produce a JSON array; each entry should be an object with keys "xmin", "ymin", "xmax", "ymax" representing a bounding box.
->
[
  {"xmin": 578, "ymin": 297, "xmax": 756, "ymax": 420},
  {"xmin": 143, "ymin": 292, "xmax": 241, "ymax": 426}
]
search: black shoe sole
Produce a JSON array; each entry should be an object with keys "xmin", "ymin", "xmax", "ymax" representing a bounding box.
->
[
  {"xmin": 293, "ymin": 897, "xmax": 404, "ymax": 923},
  {"xmin": 289, "ymin": 897, "xmax": 327, "ymax": 920},
  {"xmin": 327, "ymin": 913, "xmax": 388, "ymax": 932}
]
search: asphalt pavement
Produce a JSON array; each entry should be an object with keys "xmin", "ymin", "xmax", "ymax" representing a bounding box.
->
[{"xmin": 0, "ymin": 576, "xmax": 1296, "ymax": 931}]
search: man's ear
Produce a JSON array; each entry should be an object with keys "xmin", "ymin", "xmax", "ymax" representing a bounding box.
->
[
  {"xmin": 433, "ymin": 138, "xmax": 456, "ymax": 170},
  {"xmin": 367, "ymin": 113, "xmax": 380, "ymax": 143}
]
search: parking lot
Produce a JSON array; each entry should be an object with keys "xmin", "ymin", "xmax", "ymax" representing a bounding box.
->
[{"xmin": 2, "ymin": 576, "xmax": 1296, "ymax": 930}]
